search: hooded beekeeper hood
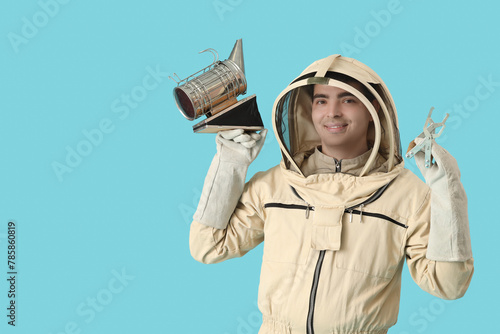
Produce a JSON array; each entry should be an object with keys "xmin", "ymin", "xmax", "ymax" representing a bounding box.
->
[{"xmin": 272, "ymin": 54, "xmax": 403, "ymax": 178}]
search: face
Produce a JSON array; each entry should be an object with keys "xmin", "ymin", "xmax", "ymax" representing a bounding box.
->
[{"xmin": 311, "ymin": 84, "xmax": 374, "ymax": 160}]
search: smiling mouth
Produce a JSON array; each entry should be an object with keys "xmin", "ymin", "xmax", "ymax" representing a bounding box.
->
[{"xmin": 324, "ymin": 124, "xmax": 348, "ymax": 132}]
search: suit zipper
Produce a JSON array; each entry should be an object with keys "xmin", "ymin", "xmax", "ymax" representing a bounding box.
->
[
  {"xmin": 343, "ymin": 179, "xmax": 406, "ymax": 228},
  {"xmin": 265, "ymin": 202, "xmax": 405, "ymax": 227},
  {"xmin": 265, "ymin": 186, "xmax": 314, "ymax": 219},
  {"xmin": 306, "ymin": 159, "xmax": 341, "ymax": 334},
  {"xmin": 265, "ymin": 179, "xmax": 400, "ymax": 332},
  {"xmin": 264, "ymin": 203, "xmax": 314, "ymax": 219},
  {"xmin": 306, "ymin": 250, "xmax": 325, "ymax": 334},
  {"xmin": 347, "ymin": 209, "xmax": 407, "ymax": 228},
  {"xmin": 264, "ymin": 203, "xmax": 311, "ymax": 210}
]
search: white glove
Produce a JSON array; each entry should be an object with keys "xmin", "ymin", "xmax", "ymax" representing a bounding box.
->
[
  {"xmin": 220, "ymin": 129, "xmax": 263, "ymax": 149},
  {"xmin": 193, "ymin": 129, "xmax": 267, "ymax": 229},
  {"xmin": 412, "ymin": 138, "xmax": 472, "ymax": 262}
]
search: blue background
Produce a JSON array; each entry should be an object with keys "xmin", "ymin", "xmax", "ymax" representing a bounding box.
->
[{"xmin": 1, "ymin": 0, "xmax": 498, "ymax": 333}]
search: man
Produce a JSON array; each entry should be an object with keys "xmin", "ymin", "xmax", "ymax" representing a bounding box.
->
[{"xmin": 190, "ymin": 55, "xmax": 473, "ymax": 333}]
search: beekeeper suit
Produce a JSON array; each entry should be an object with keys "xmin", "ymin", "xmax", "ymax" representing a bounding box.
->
[{"xmin": 189, "ymin": 55, "xmax": 474, "ymax": 334}]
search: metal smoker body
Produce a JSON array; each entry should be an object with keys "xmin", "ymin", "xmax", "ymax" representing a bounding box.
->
[{"xmin": 170, "ymin": 39, "xmax": 263, "ymax": 133}]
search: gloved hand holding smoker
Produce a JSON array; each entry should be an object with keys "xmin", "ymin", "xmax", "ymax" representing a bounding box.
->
[{"xmin": 193, "ymin": 129, "xmax": 267, "ymax": 229}]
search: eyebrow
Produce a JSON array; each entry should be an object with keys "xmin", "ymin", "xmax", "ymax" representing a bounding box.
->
[{"xmin": 312, "ymin": 92, "xmax": 356, "ymax": 100}]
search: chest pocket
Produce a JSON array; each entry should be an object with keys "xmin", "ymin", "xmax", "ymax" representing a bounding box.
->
[
  {"xmin": 262, "ymin": 203, "xmax": 312, "ymax": 265},
  {"xmin": 334, "ymin": 210, "xmax": 407, "ymax": 279},
  {"xmin": 310, "ymin": 206, "xmax": 345, "ymax": 251}
]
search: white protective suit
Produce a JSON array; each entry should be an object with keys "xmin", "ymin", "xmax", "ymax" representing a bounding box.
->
[{"xmin": 190, "ymin": 55, "xmax": 474, "ymax": 334}]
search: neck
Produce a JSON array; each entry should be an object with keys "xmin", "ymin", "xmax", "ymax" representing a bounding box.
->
[{"xmin": 320, "ymin": 143, "xmax": 370, "ymax": 160}]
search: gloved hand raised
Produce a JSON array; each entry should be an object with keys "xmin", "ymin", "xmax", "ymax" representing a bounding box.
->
[
  {"xmin": 220, "ymin": 129, "xmax": 263, "ymax": 147},
  {"xmin": 193, "ymin": 129, "xmax": 267, "ymax": 229},
  {"xmin": 216, "ymin": 129, "xmax": 267, "ymax": 165},
  {"xmin": 411, "ymin": 138, "xmax": 472, "ymax": 262}
]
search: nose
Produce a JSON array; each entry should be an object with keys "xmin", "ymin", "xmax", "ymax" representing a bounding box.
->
[{"xmin": 326, "ymin": 101, "xmax": 342, "ymax": 117}]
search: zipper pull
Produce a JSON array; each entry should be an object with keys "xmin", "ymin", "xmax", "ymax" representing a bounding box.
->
[
  {"xmin": 306, "ymin": 205, "xmax": 310, "ymax": 219},
  {"xmin": 359, "ymin": 204, "xmax": 364, "ymax": 223},
  {"xmin": 348, "ymin": 209, "xmax": 353, "ymax": 223}
]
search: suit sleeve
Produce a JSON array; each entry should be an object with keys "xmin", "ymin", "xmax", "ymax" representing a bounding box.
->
[
  {"xmin": 405, "ymin": 189, "xmax": 474, "ymax": 300},
  {"xmin": 189, "ymin": 176, "xmax": 265, "ymax": 264}
]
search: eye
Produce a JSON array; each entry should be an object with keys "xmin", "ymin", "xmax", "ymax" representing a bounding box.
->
[
  {"xmin": 343, "ymin": 98, "xmax": 357, "ymax": 104},
  {"xmin": 313, "ymin": 99, "xmax": 326, "ymax": 105}
]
